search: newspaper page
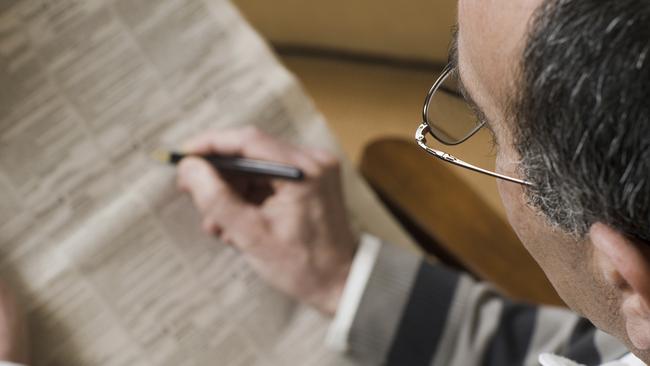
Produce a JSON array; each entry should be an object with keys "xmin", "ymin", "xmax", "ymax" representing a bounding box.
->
[{"xmin": 0, "ymin": 0, "xmax": 416, "ymax": 365}]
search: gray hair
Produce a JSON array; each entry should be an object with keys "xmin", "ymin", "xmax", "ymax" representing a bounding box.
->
[{"xmin": 513, "ymin": 0, "xmax": 650, "ymax": 242}]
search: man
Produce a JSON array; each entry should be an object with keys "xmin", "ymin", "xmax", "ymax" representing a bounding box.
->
[
  {"xmin": 174, "ymin": 0, "xmax": 650, "ymax": 364},
  {"xmin": 0, "ymin": 0, "xmax": 648, "ymax": 365}
]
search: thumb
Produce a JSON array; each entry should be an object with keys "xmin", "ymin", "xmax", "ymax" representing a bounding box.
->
[
  {"xmin": 177, "ymin": 157, "xmax": 262, "ymax": 243},
  {"xmin": 177, "ymin": 157, "xmax": 243, "ymax": 214}
]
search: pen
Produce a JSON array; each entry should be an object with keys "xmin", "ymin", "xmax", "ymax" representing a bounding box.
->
[{"xmin": 151, "ymin": 150, "xmax": 305, "ymax": 181}]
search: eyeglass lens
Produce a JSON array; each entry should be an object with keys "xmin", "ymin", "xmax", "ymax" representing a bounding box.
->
[{"xmin": 425, "ymin": 69, "xmax": 483, "ymax": 145}]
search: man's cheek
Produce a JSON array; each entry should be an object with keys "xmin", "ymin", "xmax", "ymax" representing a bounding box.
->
[
  {"xmin": 495, "ymin": 170, "xmax": 542, "ymax": 257},
  {"xmin": 497, "ymin": 180, "xmax": 527, "ymax": 237}
]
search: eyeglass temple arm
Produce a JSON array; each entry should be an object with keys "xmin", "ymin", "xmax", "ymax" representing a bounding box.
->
[{"xmin": 415, "ymin": 124, "xmax": 533, "ymax": 186}]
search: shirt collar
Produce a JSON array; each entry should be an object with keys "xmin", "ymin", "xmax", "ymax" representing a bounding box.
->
[{"xmin": 539, "ymin": 353, "xmax": 646, "ymax": 366}]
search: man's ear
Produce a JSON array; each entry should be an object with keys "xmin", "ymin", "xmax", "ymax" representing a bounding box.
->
[{"xmin": 590, "ymin": 223, "xmax": 650, "ymax": 350}]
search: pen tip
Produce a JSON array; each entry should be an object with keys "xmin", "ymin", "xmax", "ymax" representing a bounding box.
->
[{"xmin": 150, "ymin": 150, "xmax": 171, "ymax": 163}]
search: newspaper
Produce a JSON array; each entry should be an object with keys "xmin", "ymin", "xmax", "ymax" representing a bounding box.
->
[{"xmin": 0, "ymin": 0, "xmax": 415, "ymax": 365}]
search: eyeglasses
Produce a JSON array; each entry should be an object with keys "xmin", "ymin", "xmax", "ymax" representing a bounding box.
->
[{"xmin": 415, "ymin": 65, "xmax": 533, "ymax": 186}]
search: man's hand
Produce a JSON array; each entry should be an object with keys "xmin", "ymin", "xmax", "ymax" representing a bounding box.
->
[
  {"xmin": 177, "ymin": 127, "xmax": 358, "ymax": 315},
  {"xmin": 0, "ymin": 283, "xmax": 28, "ymax": 365}
]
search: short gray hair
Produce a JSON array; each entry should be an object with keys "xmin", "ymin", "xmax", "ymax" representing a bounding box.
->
[{"xmin": 513, "ymin": 0, "xmax": 650, "ymax": 242}]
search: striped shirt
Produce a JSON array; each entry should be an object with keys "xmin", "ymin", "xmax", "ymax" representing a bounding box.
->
[{"xmin": 328, "ymin": 235, "xmax": 637, "ymax": 366}]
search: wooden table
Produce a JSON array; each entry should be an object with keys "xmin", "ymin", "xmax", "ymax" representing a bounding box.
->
[{"xmin": 360, "ymin": 138, "xmax": 564, "ymax": 306}]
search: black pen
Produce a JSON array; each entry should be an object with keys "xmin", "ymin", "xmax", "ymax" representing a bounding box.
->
[{"xmin": 152, "ymin": 151, "xmax": 305, "ymax": 181}]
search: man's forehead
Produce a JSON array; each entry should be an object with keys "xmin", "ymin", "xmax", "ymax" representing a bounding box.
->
[{"xmin": 457, "ymin": 0, "xmax": 541, "ymax": 112}]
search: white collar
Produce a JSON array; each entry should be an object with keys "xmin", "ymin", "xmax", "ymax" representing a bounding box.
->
[{"xmin": 539, "ymin": 353, "xmax": 646, "ymax": 366}]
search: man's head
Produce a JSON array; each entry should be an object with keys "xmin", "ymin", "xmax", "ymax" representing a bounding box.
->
[{"xmin": 457, "ymin": 0, "xmax": 650, "ymax": 358}]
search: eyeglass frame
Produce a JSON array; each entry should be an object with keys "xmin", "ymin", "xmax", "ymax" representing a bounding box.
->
[{"xmin": 415, "ymin": 65, "xmax": 534, "ymax": 186}]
